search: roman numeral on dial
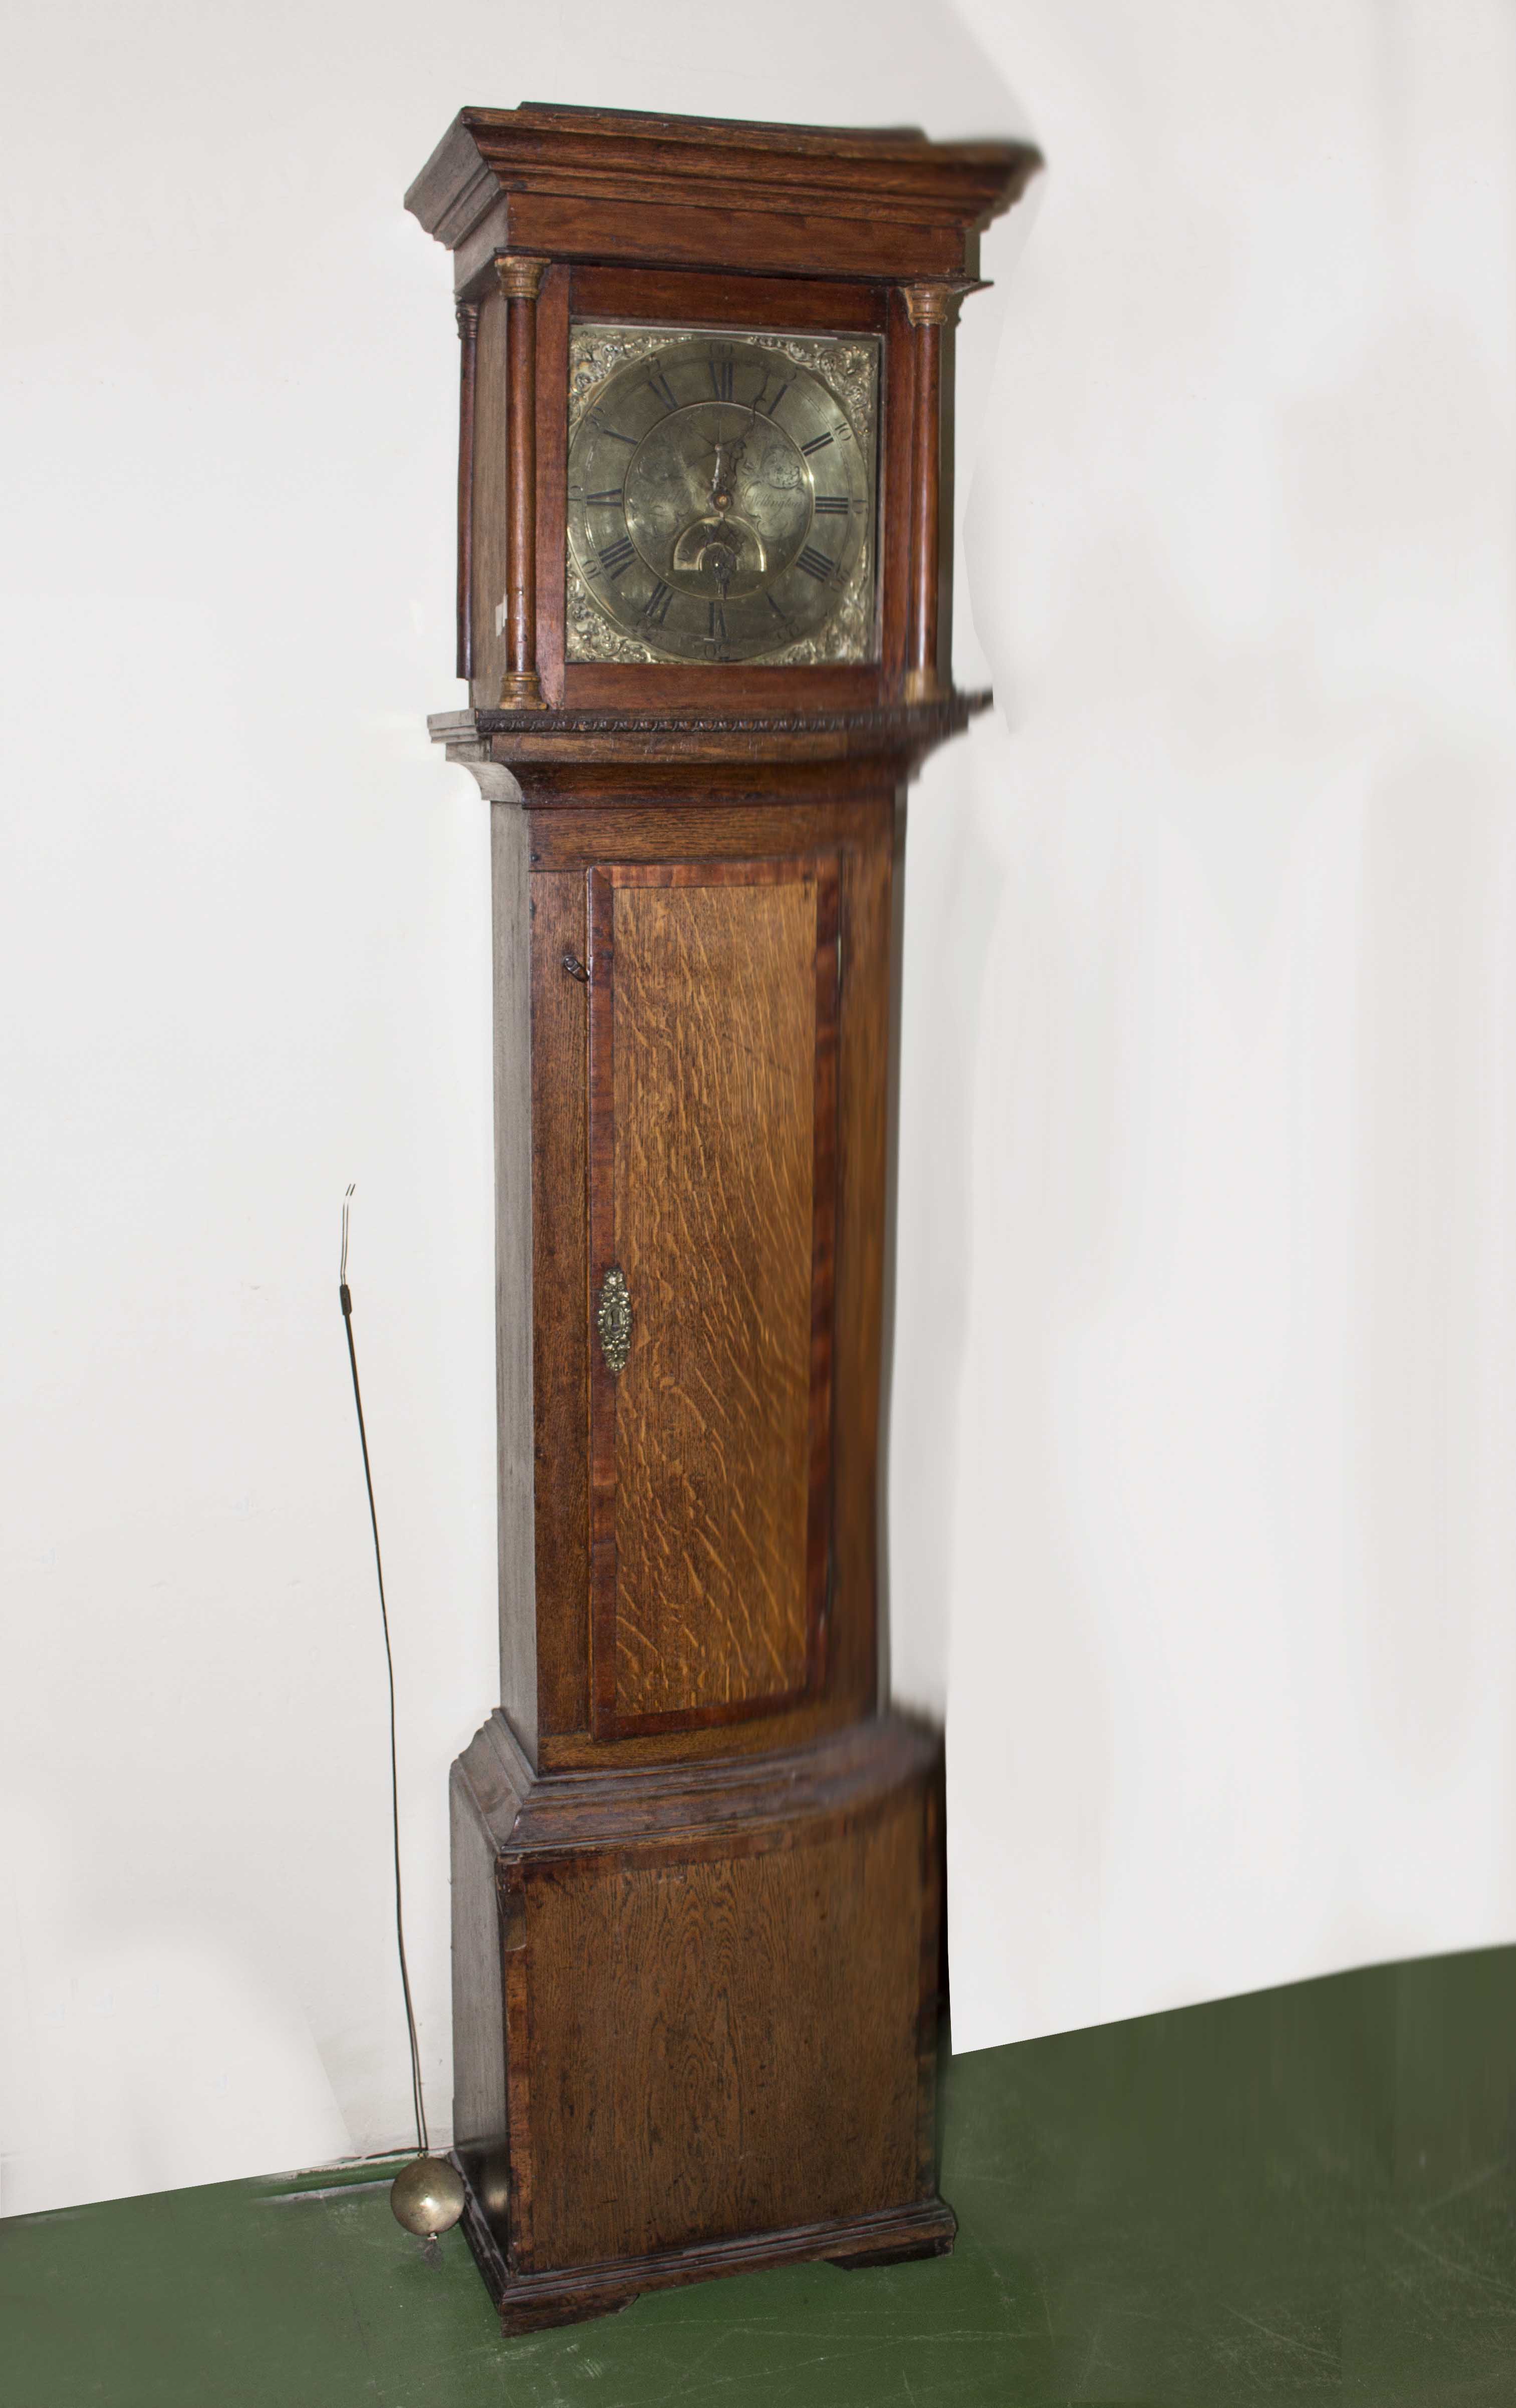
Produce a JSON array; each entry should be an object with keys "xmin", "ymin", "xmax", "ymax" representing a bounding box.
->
[
  {"xmin": 708, "ymin": 355, "xmax": 735, "ymax": 401},
  {"xmin": 800, "ymin": 431, "xmax": 834, "ymax": 457},
  {"xmin": 797, "ymin": 546, "xmax": 836, "ymax": 581},
  {"xmin": 813, "ymin": 495, "xmax": 849, "ymax": 516},
  {"xmin": 599, "ymin": 535, "xmax": 636, "ymax": 580},
  {"xmin": 752, "ymin": 371, "xmax": 792, "ymax": 417},
  {"xmin": 645, "ymin": 364, "xmax": 677, "ymax": 412},
  {"xmin": 641, "ymin": 580, "xmax": 673, "ymax": 625}
]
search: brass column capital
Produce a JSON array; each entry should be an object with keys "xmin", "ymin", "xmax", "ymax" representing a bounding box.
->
[
  {"xmin": 495, "ymin": 254, "xmax": 548, "ymax": 302},
  {"xmin": 900, "ymin": 277, "xmax": 987, "ymax": 330}
]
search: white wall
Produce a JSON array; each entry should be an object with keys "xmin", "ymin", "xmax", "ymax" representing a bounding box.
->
[
  {"xmin": 2, "ymin": 1, "xmax": 1513, "ymax": 2215},
  {"xmin": 925, "ymin": 0, "xmax": 1516, "ymax": 2048}
]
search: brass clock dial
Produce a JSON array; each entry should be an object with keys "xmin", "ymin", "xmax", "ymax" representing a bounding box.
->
[{"xmin": 566, "ymin": 330, "xmax": 877, "ymax": 666}]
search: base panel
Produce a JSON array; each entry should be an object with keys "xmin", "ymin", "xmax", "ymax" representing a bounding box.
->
[
  {"xmin": 454, "ymin": 2156, "xmax": 956, "ymax": 2335},
  {"xmin": 452, "ymin": 1710, "xmax": 950, "ymax": 2291}
]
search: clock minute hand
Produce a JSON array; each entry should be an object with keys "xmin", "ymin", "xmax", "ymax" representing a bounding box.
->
[{"xmin": 707, "ymin": 429, "xmax": 747, "ymax": 511}]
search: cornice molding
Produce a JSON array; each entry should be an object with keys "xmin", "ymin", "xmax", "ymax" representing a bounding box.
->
[{"xmin": 406, "ymin": 103, "xmax": 1041, "ymax": 285}]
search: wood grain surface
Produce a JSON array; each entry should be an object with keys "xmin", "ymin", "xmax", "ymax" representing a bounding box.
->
[
  {"xmin": 528, "ymin": 871, "xmax": 590, "ymax": 1749},
  {"xmin": 881, "ymin": 285, "xmax": 918, "ymax": 687},
  {"xmin": 436, "ymin": 695, "xmax": 992, "ymax": 780},
  {"xmin": 407, "ymin": 104, "xmax": 1041, "ymax": 289},
  {"xmin": 907, "ymin": 305, "xmax": 944, "ymax": 693},
  {"xmin": 460, "ymin": 2186, "xmax": 955, "ymax": 2335},
  {"xmin": 588, "ymin": 858, "xmax": 838, "ymax": 1735},
  {"xmin": 829, "ymin": 816, "xmax": 893, "ymax": 1708},
  {"xmin": 454, "ymin": 300, "xmax": 478, "ymax": 681},
  {"xmin": 609, "ymin": 876, "xmax": 815, "ymax": 1721},
  {"xmin": 447, "ymin": 1763, "xmax": 510, "ymax": 2238},
  {"xmin": 523, "ymin": 797, "xmax": 893, "ymax": 1765},
  {"xmin": 491, "ymin": 807, "xmax": 538, "ymax": 1748},
  {"xmin": 524, "ymin": 1793, "xmax": 923, "ymax": 2270},
  {"xmin": 528, "ymin": 795, "xmax": 889, "ymax": 864},
  {"xmin": 500, "ymin": 193, "xmax": 969, "ymax": 283},
  {"xmin": 449, "ymin": 1709, "xmax": 948, "ymax": 2310},
  {"xmin": 468, "ymin": 282, "xmax": 509, "ymax": 710},
  {"xmin": 569, "ymin": 263, "xmax": 887, "ymax": 336},
  {"xmin": 561, "ymin": 663, "xmax": 880, "ymax": 717},
  {"xmin": 501, "ymin": 261, "xmax": 540, "ymax": 695},
  {"xmin": 532, "ymin": 264, "xmax": 568, "ymax": 709},
  {"xmin": 406, "ymin": 96, "xmax": 1028, "ymax": 2338}
]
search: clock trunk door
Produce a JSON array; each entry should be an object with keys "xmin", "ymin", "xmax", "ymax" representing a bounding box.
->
[{"xmin": 586, "ymin": 855, "xmax": 839, "ymax": 1738}]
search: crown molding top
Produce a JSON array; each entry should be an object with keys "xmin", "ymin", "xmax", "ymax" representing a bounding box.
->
[{"xmin": 406, "ymin": 101, "xmax": 1042, "ymax": 286}]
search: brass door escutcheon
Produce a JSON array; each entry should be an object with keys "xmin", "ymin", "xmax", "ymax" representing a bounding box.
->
[{"xmin": 595, "ymin": 1267, "xmax": 632, "ymax": 1375}]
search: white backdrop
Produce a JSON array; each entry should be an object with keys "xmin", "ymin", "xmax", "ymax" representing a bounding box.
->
[
  {"xmin": 2, "ymin": 2, "xmax": 1513, "ymax": 2214},
  {"xmin": 930, "ymin": 0, "xmax": 1516, "ymax": 2050}
]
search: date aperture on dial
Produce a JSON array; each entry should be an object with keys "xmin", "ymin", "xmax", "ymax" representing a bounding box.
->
[{"xmin": 566, "ymin": 332, "xmax": 876, "ymax": 666}]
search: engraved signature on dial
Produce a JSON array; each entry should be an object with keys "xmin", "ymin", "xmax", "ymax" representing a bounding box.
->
[{"xmin": 566, "ymin": 333, "xmax": 876, "ymax": 667}]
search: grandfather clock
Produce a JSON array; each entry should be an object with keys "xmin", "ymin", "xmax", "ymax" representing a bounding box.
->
[{"xmin": 405, "ymin": 102, "xmax": 1038, "ymax": 2333}]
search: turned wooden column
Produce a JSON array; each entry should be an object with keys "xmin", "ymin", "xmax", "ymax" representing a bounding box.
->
[
  {"xmin": 900, "ymin": 279, "xmax": 980, "ymax": 704},
  {"xmin": 496, "ymin": 254, "xmax": 547, "ymax": 710},
  {"xmin": 454, "ymin": 299, "xmax": 479, "ymax": 683}
]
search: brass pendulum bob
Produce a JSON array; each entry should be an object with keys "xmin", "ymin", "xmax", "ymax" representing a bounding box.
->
[{"xmin": 390, "ymin": 2152, "xmax": 466, "ymax": 2237}]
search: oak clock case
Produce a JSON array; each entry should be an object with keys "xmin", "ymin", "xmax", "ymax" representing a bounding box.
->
[{"xmin": 404, "ymin": 101, "xmax": 1039, "ymax": 2336}]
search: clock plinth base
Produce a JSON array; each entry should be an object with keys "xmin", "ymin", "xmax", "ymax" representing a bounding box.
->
[
  {"xmin": 454, "ymin": 2159, "xmax": 956, "ymax": 2337},
  {"xmin": 450, "ymin": 1712, "xmax": 950, "ymax": 2330}
]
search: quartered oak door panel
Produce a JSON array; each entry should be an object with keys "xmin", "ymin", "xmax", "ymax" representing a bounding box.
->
[{"xmin": 587, "ymin": 856, "xmax": 839, "ymax": 1737}]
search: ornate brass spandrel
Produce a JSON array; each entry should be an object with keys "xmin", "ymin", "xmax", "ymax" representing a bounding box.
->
[{"xmin": 595, "ymin": 1266, "xmax": 632, "ymax": 1376}]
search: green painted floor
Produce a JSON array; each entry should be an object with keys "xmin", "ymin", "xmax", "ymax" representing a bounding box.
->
[{"xmin": 5, "ymin": 1946, "xmax": 1514, "ymax": 2406}]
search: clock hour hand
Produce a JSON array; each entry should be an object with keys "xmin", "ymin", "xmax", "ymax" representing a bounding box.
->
[{"xmin": 706, "ymin": 429, "xmax": 747, "ymax": 514}]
